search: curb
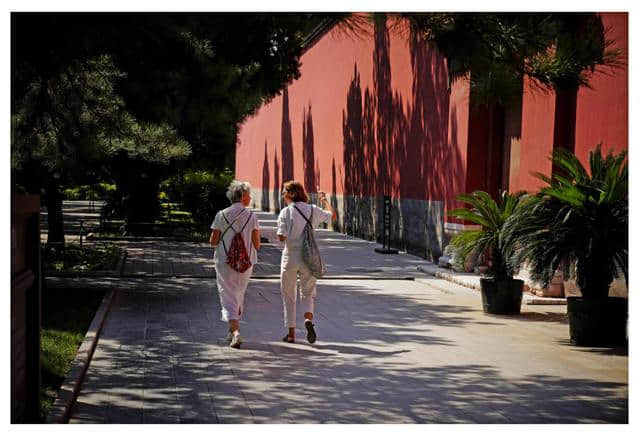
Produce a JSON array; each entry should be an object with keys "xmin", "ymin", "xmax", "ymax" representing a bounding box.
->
[
  {"xmin": 417, "ymin": 264, "xmax": 482, "ymax": 290},
  {"xmin": 417, "ymin": 264, "xmax": 567, "ymax": 305},
  {"xmin": 523, "ymin": 296, "xmax": 567, "ymax": 305},
  {"xmin": 45, "ymin": 289, "xmax": 117, "ymax": 424}
]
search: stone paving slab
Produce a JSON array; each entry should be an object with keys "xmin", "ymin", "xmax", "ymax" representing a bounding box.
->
[{"xmin": 69, "ymin": 276, "xmax": 627, "ymax": 424}]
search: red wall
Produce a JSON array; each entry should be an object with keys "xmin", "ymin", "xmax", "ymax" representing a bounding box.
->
[
  {"xmin": 511, "ymin": 12, "xmax": 628, "ymax": 192},
  {"xmin": 238, "ymin": 13, "xmax": 628, "ymax": 214},
  {"xmin": 575, "ymin": 12, "xmax": 628, "ymax": 162},
  {"xmin": 516, "ymin": 78, "xmax": 556, "ymax": 192},
  {"xmin": 237, "ymin": 19, "xmax": 468, "ymax": 212}
]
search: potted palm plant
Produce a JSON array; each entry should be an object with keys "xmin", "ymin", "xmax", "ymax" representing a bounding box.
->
[
  {"xmin": 448, "ymin": 190, "xmax": 527, "ymax": 315},
  {"xmin": 504, "ymin": 146, "xmax": 628, "ymax": 346}
]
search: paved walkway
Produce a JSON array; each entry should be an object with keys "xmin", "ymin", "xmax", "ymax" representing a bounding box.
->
[
  {"xmin": 117, "ymin": 210, "xmax": 430, "ymax": 279},
  {"xmin": 65, "ymin": 210, "xmax": 628, "ymax": 424}
]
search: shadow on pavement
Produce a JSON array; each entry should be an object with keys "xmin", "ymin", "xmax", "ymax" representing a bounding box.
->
[{"xmin": 70, "ymin": 277, "xmax": 628, "ymax": 424}]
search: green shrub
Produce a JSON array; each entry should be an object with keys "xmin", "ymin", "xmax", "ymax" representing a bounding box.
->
[
  {"xmin": 161, "ymin": 168, "xmax": 234, "ymax": 223},
  {"xmin": 504, "ymin": 145, "xmax": 627, "ymax": 299},
  {"xmin": 62, "ymin": 182, "xmax": 116, "ymax": 200},
  {"xmin": 63, "ymin": 187, "xmax": 82, "ymax": 200}
]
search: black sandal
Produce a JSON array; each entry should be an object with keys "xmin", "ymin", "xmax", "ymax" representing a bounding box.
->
[
  {"xmin": 282, "ymin": 334, "xmax": 294, "ymax": 343},
  {"xmin": 305, "ymin": 320, "xmax": 317, "ymax": 344}
]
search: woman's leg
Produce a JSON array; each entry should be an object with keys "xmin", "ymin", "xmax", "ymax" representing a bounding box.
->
[
  {"xmin": 298, "ymin": 264, "xmax": 318, "ymax": 343},
  {"xmin": 280, "ymin": 259, "xmax": 299, "ymax": 341},
  {"xmin": 229, "ymin": 319, "xmax": 240, "ymax": 334},
  {"xmin": 228, "ymin": 267, "xmax": 252, "ymax": 347},
  {"xmin": 217, "ymin": 263, "xmax": 250, "ymax": 346},
  {"xmin": 215, "ymin": 263, "xmax": 235, "ymax": 325},
  {"xmin": 298, "ymin": 265, "xmax": 317, "ymax": 320}
]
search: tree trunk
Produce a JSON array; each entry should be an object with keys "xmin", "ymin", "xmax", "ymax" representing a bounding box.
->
[{"xmin": 45, "ymin": 174, "xmax": 65, "ymax": 245}]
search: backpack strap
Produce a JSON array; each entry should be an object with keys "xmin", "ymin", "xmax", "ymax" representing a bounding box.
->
[
  {"xmin": 220, "ymin": 209, "xmax": 251, "ymax": 256},
  {"xmin": 238, "ymin": 211, "xmax": 254, "ymax": 257},
  {"xmin": 293, "ymin": 204, "xmax": 313, "ymax": 228}
]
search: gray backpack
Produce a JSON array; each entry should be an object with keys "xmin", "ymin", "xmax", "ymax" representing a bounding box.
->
[{"xmin": 293, "ymin": 205, "xmax": 326, "ymax": 278}]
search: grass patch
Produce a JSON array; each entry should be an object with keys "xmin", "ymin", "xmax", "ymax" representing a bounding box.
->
[
  {"xmin": 45, "ymin": 244, "xmax": 122, "ymax": 273},
  {"xmin": 39, "ymin": 287, "xmax": 106, "ymax": 422}
]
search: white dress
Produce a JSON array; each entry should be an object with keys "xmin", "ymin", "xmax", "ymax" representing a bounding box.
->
[{"xmin": 211, "ymin": 202, "xmax": 259, "ymax": 322}]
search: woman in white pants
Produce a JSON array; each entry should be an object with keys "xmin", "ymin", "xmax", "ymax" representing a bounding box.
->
[
  {"xmin": 277, "ymin": 181, "xmax": 336, "ymax": 343},
  {"xmin": 209, "ymin": 181, "xmax": 260, "ymax": 348}
]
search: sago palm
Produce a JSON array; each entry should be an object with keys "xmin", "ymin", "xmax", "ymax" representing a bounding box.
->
[
  {"xmin": 504, "ymin": 145, "xmax": 627, "ymax": 299},
  {"xmin": 448, "ymin": 190, "xmax": 528, "ymax": 281}
]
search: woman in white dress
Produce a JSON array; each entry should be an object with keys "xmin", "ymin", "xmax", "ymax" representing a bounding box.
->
[
  {"xmin": 276, "ymin": 181, "xmax": 336, "ymax": 343},
  {"xmin": 209, "ymin": 181, "xmax": 260, "ymax": 348}
]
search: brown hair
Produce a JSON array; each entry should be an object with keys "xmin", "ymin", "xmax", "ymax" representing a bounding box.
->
[{"xmin": 282, "ymin": 180, "xmax": 309, "ymax": 203}]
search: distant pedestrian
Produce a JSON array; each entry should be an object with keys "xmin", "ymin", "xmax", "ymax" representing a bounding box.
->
[
  {"xmin": 277, "ymin": 181, "xmax": 336, "ymax": 343},
  {"xmin": 209, "ymin": 180, "xmax": 260, "ymax": 348}
]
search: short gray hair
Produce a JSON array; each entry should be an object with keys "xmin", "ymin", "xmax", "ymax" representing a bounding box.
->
[{"xmin": 226, "ymin": 180, "xmax": 252, "ymax": 203}]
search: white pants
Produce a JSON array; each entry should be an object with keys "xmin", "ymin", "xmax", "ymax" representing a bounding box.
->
[
  {"xmin": 280, "ymin": 248, "xmax": 316, "ymax": 328},
  {"xmin": 215, "ymin": 261, "xmax": 253, "ymax": 323}
]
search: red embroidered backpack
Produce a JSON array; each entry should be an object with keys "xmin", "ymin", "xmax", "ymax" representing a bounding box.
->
[{"xmin": 221, "ymin": 210, "xmax": 254, "ymax": 273}]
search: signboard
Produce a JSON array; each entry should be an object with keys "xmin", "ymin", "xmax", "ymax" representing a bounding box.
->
[{"xmin": 375, "ymin": 195, "xmax": 398, "ymax": 254}]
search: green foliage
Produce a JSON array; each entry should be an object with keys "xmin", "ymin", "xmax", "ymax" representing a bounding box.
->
[
  {"xmin": 11, "ymin": 53, "xmax": 191, "ymax": 190},
  {"xmin": 12, "ymin": 14, "xmax": 326, "ymax": 238},
  {"xmin": 45, "ymin": 243, "xmax": 122, "ymax": 272},
  {"xmin": 387, "ymin": 13, "xmax": 621, "ymax": 106},
  {"xmin": 12, "ymin": 14, "xmax": 330, "ymax": 173},
  {"xmin": 40, "ymin": 288, "xmax": 105, "ymax": 422},
  {"xmin": 448, "ymin": 190, "xmax": 528, "ymax": 280},
  {"xmin": 161, "ymin": 168, "xmax": 234, "ymax": 223},
  {"xmin": 504, "ymin": 146, "xmax": 627, "ymax": 299},
  {"xmin": 62, "ymin": 182, "xmax": 116, "ymax": 200}
]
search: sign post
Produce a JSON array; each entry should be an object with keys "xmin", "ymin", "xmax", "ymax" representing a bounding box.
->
[{"xmin": 375, "ymin": 195, "xmax": 398, "ymax": 254}]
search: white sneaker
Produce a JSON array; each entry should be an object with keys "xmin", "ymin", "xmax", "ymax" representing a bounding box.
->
[{"xmin": 229, "ymin": 333, "xmax": 243, "ymax": 349}]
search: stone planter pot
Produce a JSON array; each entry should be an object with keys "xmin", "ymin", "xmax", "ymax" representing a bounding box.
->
[
  {"xmin": 566, "ymin": 297, "xmax": 628, "ymax": 346},
  {"xmin": 480, "ymin": 278, "xmax": 524, "ymax": 315}
]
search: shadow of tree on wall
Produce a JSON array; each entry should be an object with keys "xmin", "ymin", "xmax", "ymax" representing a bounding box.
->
[
  {"xmin": 281, "ymin": 88, "xmax": 294, "ymax": 184},
  {"xmin": 342, "ymin": 64, "xmax": 376, "ymax": 240},
  {"xmin": 303, "ymin": 104, "xmax": 318, "ymax": 201},
  {"xmin": 330, "ymin": 157, "xmax": 341, "ymax": 231},
  {"xmin": 341, "ymin": 19, "xmax": 464, "ymax": 260},
  {"xmin": 256, "ymin": 18, "xmax": 467, "ymax": 260},
  {"xmin": 261, "ymin": 141, "xmax": 270, "ymax": 211},
  {"xmin": 273, "ymin": 149, "xmax": 281, "ymax": 213}
]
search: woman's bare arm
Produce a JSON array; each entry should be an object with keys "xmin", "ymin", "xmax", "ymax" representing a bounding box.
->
[
  {"xmin": 252, "ymin": 229, "xmax": 261, "ymax": 250},
  {"xmin": 318, "ymin": 191, "xmax": 337, "ymax": 221},
  {"xmin": 210, "ymin": 229, "xmax": 221, "ymax": 246}
]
